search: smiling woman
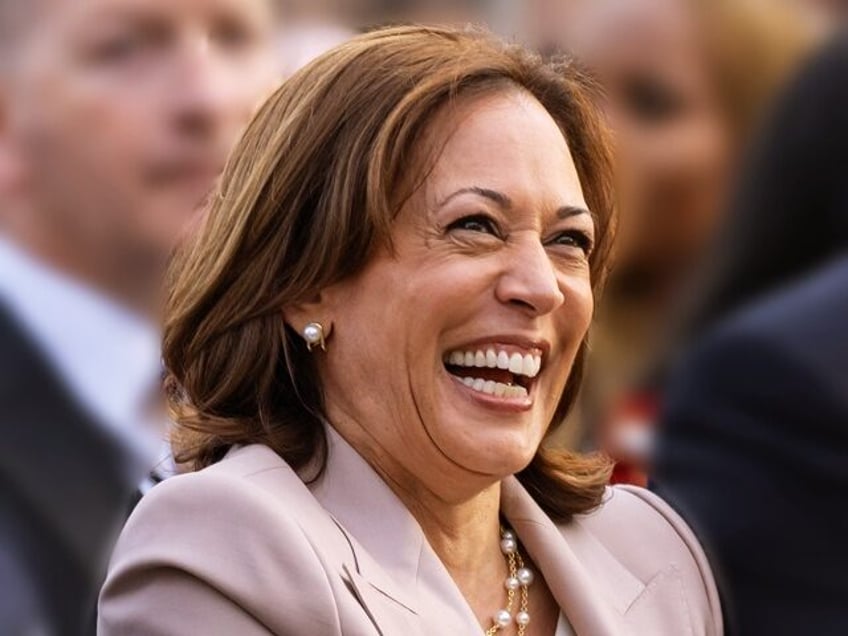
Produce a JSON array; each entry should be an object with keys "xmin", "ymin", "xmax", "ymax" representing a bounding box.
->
[{"xmin": 98, "ymin": 25, "xmax": 723, "ymax": 636}]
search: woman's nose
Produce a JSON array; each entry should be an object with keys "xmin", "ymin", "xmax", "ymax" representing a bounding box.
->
[{"xmin": 495, "ymin": 239, "xmax": 565, "ymax": 316}]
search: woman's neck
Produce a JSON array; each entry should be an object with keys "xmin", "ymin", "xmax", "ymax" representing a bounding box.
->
[
  {"xmin": 329, "ymin": 416, "xmax": 512, "ymax": 628},
  {"xmin": 329, "ymin": 417, "xmax": 561, "ymax": 634},
  {"xmin": 400, "ymin": 479, "xmax": 511, "ymax": 630},
  {"xmin": 405, "ymin": 480, "xmax": 502, "ymax": 574}
]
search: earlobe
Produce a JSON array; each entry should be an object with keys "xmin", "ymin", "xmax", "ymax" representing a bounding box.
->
[{"xmin": 282, "ymin": 297, "xmax": 334, "ymax": 353}]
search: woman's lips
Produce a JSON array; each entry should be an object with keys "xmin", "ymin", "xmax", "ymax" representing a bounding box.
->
[{"xmin": 443, "ymin": 342, "xmax": 543, "ymax": 407}]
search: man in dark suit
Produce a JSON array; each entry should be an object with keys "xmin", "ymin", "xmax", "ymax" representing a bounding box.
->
[
  {"xmin": 0, "ymin": 1, "xmax": 276, "ymax": 633},
  {"xmin": 0, "ymin": 305, "xmax": 149, "ymax": 635},
  {"xmin": 653, "ymin": 255, "xmax": 848, "ymax": 634},
  {"xmin": 652, "ymin": 30, "xmax": 848, "ymax": 635}
]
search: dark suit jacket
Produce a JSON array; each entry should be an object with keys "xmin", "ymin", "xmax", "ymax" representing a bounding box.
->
[
  {"xmin": 652, "ymin": 255, "xmax": 848, "ymax": 635},
  {"xmin": 0, "ymin": 303, "xmax": 142, "ymax": 636}
]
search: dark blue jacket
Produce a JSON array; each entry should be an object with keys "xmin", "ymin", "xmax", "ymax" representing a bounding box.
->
[{"xmin": 653, "ymin": 255, "xmax": 848, "ymax": 635}]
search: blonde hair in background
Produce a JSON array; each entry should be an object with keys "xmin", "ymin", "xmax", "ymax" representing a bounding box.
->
[{"xmin": 693, "ymin": 0, "xmax": 815, "ymax": 140}]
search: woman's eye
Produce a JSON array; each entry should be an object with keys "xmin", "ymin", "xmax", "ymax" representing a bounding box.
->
[
  {"xmin": 92, "ymin": 36, "xmax": 144, "ymax": 63},
  {"xmin": 213, "ymin": 20, "xmax": 256, "ymax": 50},
  {"xmin": 447, "ymin": 214, "xmax": 500, "ymax": 237},
  {"xmin": 622, "ymin": 75, "xmax": 686, "ymax": 124},
  {"xmin": 550, "ymin": 230, "xmax": 594, "ymax": 255}
]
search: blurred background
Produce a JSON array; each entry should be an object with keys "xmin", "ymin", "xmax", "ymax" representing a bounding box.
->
[{"xmin": 1, "ymin": 0, "xmax": 846, "ymax": 634}]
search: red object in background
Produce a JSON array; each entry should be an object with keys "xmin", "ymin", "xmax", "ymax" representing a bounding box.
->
[
  {"xmin": 610, "ymin": 461, "xmax": 649, "ymax": 487},
  {"xmin": 605, "ymin": 392, "xmax": 659, "ymax": 487}
]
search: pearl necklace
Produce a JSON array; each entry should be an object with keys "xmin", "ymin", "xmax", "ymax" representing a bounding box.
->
[{"xmin": 485, "ymin": 527, "xmax": 533, "ymax": 636}]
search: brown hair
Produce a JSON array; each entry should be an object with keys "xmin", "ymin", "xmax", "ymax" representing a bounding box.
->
[{"xmin": 164, "ymin": 25, "xmax": 616, "ymax": 521}]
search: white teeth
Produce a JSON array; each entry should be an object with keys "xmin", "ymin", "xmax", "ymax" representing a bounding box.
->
[
  {"xmin": 507, "ymin": 385, "xmax": 529, "ymax": 398},
  {"xmin": 522, "ymin": 354, "xmax": 535, "ymax": 377},
  {"xmin": 497, "ymin": 351, "xmax": 510, "ymax": 369},
  {"xmin": 460, "ymin": 378, "xmax": 529, "ymax": 399},
  {"xmin": 508, "ymin": 353, "xmax": 524, "ymax": 374},
  {"xmin": 447, "ymin": 348, "xmax": 543, "ymax": 378}
]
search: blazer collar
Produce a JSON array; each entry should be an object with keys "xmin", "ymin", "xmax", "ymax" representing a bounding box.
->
[
  {"xmin": 307, "ymin": 428, "xmax": 644, "ymax": 635},
  {"xmin": 308, "ymin": 427, "xmax": 483, "ymax": 633},
  {"xmin": 501, "ymin": 477, "xmax": 643, "ymax": 636}
]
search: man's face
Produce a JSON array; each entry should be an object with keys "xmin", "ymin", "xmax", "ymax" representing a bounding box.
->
[{"xmin": 1, "ymin": 0, "xmax": 276, "ymax": 288}]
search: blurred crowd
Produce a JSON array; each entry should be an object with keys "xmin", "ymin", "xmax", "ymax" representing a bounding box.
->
[{"xmin": 0, "ymin": 0, "xmax": 846, "ymax": 634}]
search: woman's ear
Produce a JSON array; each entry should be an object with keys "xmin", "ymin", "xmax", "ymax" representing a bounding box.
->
[{"xmin": 282, "ymin": 292, "xmax": 335, "ymax": 350}]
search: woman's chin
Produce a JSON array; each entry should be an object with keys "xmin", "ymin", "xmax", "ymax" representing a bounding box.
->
[
  {"xmin": 435, "ymin": 429, "xmax": 541, "ymax": 479},
  {"xmin": 427, "ymin": 368, "xmax": 548, "ymax": 477}
]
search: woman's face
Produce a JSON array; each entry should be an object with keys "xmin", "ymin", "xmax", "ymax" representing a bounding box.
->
[
  {"xmin": 312, "ymin": 91, "xmax": 595, "ymax": 498},
  {"xmin": 566, "ymin": 0, "xmax": 731, "ymax": 275}
]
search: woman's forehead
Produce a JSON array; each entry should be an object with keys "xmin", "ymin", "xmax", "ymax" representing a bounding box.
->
[{"xmin": 420, "ymin": 91, "xmax": 586, "ymax": 212}]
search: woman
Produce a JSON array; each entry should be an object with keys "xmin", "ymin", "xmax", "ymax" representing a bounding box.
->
[
  {"xmin": 653, "ymin": 33, "xmax": 848, "ymax": 634},
  {"xmin": 98, "ymin": 26, "xmax": 722, "ymax": 635},
  {"xmin": 551, "ymin": 0, "xmax": 813, "ymax": 481}
]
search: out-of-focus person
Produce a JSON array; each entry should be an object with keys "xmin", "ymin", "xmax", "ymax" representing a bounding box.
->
[
  {"xmin": 0, "ymin": 0, "xmax": 275, "ymax": 634},
  {"xmin": 553, "ymin": 0, "xmax": 814, "ymax": 481},
  {"xmin": 99, "ymin": 26, "xmax": 722, "ymax": 636},
  {"xmin": 273, "ymin": 0, "xmax": 354, "ymax": 78},
  {"xmin": 272, "ymin": 0, "xmax": 489, "ymax": 80},
  {"xmin": 790, "ymin": 0, "xmax": 848, "ymax": 36},
  {"xmin": 349, "ymin": 0, "xmax": 489, "ymax": 27},
  {"xmin": 652, "ymin": 32, "xmax": 848, "ymax": 635}
]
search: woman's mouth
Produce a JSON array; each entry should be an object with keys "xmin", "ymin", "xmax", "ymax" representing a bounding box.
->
[{"xmin": 443, "ymin": 345, "xmax": 542, "ymax": 400}]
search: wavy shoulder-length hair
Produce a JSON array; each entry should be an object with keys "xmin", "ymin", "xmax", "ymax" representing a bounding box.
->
[{"xmin": 164, "ymin": 25, "xmax": 617, "ymax": 521}]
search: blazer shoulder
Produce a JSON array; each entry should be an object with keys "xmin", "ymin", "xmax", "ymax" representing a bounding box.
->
[
  {"xmin": 123, "ymin": 445, "xmax": 293, "ymax": 529},
  {"xmin": 597, "ymin": 485, "xmax": 713, "ymax": 565},
  {"xmin": 575, "ymin": 485, "xmax": 723, "ymax": 632},
  {"xmin": 100, "ymin": 447, "xmax": 343, "ymax": 635}
]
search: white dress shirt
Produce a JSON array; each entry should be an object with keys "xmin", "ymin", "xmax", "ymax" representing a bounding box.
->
[{"xmin": 0, "ymin": 234, "xmax": 172, "ymax": 487}]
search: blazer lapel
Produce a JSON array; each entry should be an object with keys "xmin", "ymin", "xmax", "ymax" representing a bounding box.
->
[
  {"xmin": 309, "ymin": 427, "xmax": 483, "ymax": 634},
  {"xmin": 307, "ymin": 430, "xmax": 428, "ymax": 635},
  {"xmin": 341, "ymin": 564, "xmax": 421, "ymax": 636},
  {"xmin": 501, "ymin": 477, "xmax": 642, "ymax": 636},
  {"xmin": 224, "ymin": 443, "xmax": 421, "ymax": 636}
]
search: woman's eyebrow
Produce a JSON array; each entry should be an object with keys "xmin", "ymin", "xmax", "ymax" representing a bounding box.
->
[
  {"xmin": 437, "ymin": 187, "xmax": 595, "ymax": 223},
  {"xmin": 437, "ymin": 186, "xmax": 512, "ymax": 209},
  {"xmin": 557, "ymin": 205, "xmax": 594, "ymax": 222}
]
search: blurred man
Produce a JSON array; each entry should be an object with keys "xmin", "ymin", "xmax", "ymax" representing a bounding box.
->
[
  {"xmin": 0, "ymin": 0, "xmax": 276, "ymax": 633},
  {"xmin": 653, "ymin": 255, "xmax": 848, "ymax": 635},
  {"xmin": 653, "ymin": 33, "xmax": 848, "ymax": 635}
]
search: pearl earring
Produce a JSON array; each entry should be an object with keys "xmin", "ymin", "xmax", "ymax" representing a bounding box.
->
[{"xmin": 302, "ymin": 322, "xmax": 326, "ymax": 352}]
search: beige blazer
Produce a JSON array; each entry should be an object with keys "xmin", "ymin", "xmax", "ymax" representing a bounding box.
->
[{"xmin": 98, "ymin": 428, "xmax": 722, "ymax": 635}]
